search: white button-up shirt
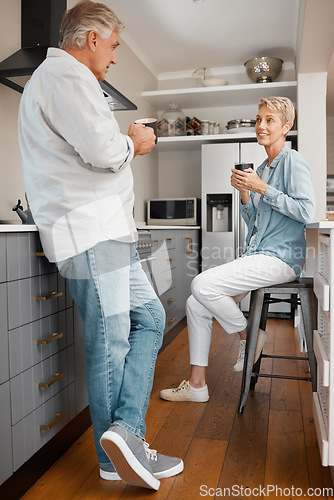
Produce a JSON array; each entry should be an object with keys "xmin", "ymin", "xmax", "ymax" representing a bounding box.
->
[{"xmin": 18, "ymin": 48, "xmax": 136, "ymax": 262}]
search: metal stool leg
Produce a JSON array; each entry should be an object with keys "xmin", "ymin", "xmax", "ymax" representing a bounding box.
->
[
  {"xmin": 299, "ymin": 288, "xmax": 317, "ymax": 391},
  {"xmin": 250, "ymin": 292, "xmax": 271, "ymax": 389},
  {"xmin": 238, "ymin": 288, "xmax": 265, "ymax": 414}
]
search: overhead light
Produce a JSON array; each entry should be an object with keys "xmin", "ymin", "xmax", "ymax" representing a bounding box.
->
[{"xmin": 193, "ymin": 0, "xmax": 204, "ymax": 3}]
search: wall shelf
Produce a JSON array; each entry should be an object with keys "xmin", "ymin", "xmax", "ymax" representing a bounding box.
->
[
  {"xmin": 142, "ymin": 81, "xmax": 297, "ymax": 110},
  {"xmin": 156, "ymin": 130, "xmax": 297, "ymax": 152}
]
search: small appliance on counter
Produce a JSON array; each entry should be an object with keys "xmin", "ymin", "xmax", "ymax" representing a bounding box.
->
[
  {"xmin": 147, "ymin": 198, "xmax": 201, "ymax": 226},
  {"xmin": 12, "ymin": 199, "xmax": 34, "ymax": 224}
]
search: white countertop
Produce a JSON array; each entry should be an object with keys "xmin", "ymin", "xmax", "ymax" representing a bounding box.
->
[
  {"xmin": 306, "ymin": 221, "xmax": 334, "ymax": 229},
  {"xmin": 0, "ymin": 223, "xmax": 200, "ymax": 233},
  {"xmin": 0, "ymin": 224, "xmax": 38, "ymax": 232}
]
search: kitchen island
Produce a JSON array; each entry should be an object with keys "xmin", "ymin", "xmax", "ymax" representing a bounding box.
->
[{"xmin": 306, "ymin": 221, "xmax": 334, "ymax": 469}]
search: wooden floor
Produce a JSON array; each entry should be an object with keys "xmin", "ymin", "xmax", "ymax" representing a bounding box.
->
[{"xmin": 23, "ymin": 318, "xmax": 333, "ymax": 499}]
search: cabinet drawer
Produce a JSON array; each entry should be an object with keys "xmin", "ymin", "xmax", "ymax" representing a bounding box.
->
[
  {"xmin": 0, "ymin": 234, "xmax": 6, "ymax": 283},
  {"xmin": 12, "ymin": 386, "xmax": 70, "ymax": 472},
  {"xmin": 161, "ymin": 293, "xmax": 177, "ymax": 311},
  {"xmin": 6, "ymin": 233, "xmax": 56, "ymax": 281},
  {"xmin": 313, "ymin": 393, "xmax": 329, "ymax": 467},
  {"xmin": 9, "ymin": 310, "xmax": 74, "ymax": 378},
  {"xmin": 314, "ymin": 271, "xmax": 330, "ymax": 311},
  {"xmin": 314, "ymin": 330, "xmax": 329, "ymax": 387},
  {"xmin": 10, "ymin": 348, "xmax": 72, "ymax": 425},
  {"xmin": 7, "ymin": 274, "xmax": 63, "ymax": 330},
  {"xmin": 0, "ymin": 382, "xmax": 13, "ymax": 484},
  {"xmin": 0, "ymin": 283, "xmax": 9, "ymax": 384}
]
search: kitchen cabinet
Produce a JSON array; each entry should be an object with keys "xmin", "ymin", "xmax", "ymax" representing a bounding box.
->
[
  {"xmin": 149, "ymin": 228, "xmax": 200, "ymax": 333},
  {"xmin": 309, "ymin": 222, "xmax": 334, "ymax": 466},
  {"xmin": 0, "ymin": 230, "xmax": 81, "ymax": 486},
  {"xmin": 0, "ymin": 382, "xmax": 12, "ymax": 485}
]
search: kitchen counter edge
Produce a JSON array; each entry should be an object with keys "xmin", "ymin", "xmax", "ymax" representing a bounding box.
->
[{"xmin": 0, "ymin": 224, "xmax": 201, "ymax": 233}]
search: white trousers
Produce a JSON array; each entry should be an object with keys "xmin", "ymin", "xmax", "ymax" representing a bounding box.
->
[{"xmin": 186, "ymin": 254, "xmax": 296, "ymax": 366}]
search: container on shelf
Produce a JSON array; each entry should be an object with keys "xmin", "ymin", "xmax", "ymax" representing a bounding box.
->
[
  {"xmin": 158, "ymin": 103, "xmax": 186, "ymax": 137},
  {"xmin": 201, "ymin": 120, "xmax": 209, "ymax": 135},
  {"xmin": 213, "ymin": 122, "xmax": 220, "ymax": 134}
]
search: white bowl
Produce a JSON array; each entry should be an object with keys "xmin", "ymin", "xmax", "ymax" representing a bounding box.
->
[
  {"xmin": 226, "ymin": 126, "xmax": 256, "ymax": 134},
  {"xmin": 201, "ymin": 78, "xmax": 228, "ymax": 87}
]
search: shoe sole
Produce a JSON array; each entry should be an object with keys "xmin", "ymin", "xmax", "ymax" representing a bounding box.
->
[
  {"xmin": 100, "ymin": 432, "xmax": 160, "ymax": 490},
  {"xmin": 160, "ymin": 395, "xmax": 209, "ymax": 402},
  {"xmin": 100, "ymin": 469, "xmax": 121, "ymax": 481},
  {"xmin": 100, "ymin": 460, "xmax": 184, "ymax": 481},
  {"xmin": 154, "ymin": 460, "xmax": 184, "ymax": 479}
]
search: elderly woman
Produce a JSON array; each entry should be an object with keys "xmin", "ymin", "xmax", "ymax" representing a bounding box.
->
[{"xmin": 160, "ymin": 96, "xmax": 315, "ymax": 403}]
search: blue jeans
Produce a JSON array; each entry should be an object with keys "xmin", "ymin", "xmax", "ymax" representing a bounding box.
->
[{"xmin": 57, "ymin": 240, "xmax": 165, "ymax": 467}]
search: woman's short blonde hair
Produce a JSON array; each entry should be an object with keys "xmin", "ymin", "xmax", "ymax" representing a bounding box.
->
[
  {"xmin": 258, "ymin": 96, "xmax": 295, "ymax": 131},
  {"xmin": 59, "ymin": 0, "xmax": 124, "ymax": 50}
]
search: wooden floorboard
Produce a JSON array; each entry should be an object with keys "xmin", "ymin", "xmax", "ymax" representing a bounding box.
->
[{"xmin": 22, "ymin": 318, "xmax": 333, "ymax": 499}]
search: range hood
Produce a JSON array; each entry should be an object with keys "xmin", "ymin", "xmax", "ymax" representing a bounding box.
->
[{"xmin": 0, "ymin": 0, "xmax": 137, "ymax": 111}]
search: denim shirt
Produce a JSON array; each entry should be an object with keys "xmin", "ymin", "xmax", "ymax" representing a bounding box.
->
[{"xmin": 240, "ymin": 145, "xmax": 315, "ymax": 277}]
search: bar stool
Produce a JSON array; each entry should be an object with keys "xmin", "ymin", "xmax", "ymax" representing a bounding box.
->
[{"xmin": 237, "ymin": 277, "xmax": 317, "ymax": 414}]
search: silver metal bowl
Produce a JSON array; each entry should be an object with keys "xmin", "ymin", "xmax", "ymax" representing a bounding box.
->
[{"xmin": 244, "ymin": 57, "xmax": 283, "ymax": 83}]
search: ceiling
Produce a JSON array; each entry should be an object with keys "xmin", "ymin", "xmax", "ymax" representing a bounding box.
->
[{"xmin": 106, "ymin": 0, "xmax": 301, "ymax": 77}]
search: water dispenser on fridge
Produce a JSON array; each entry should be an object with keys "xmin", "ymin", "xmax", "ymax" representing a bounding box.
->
[{"xmin": 206, "ymin": 194, "xmax": 232, "ymax": 232}]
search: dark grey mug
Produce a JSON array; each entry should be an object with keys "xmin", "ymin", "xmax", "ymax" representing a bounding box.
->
[
  {"xmin": 234, "ymin": 162, "xmax": 254, "ymax": 171},
  {"xmin": 134, "ymin": 118, "xmax": 158, "ymax": 144}
]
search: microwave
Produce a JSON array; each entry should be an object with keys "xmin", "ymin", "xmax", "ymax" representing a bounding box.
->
[{"xmin": 147, "ymin": 198, "xmax": 201, "ymax": 226}]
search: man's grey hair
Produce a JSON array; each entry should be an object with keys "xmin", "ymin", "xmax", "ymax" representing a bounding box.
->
[
  {"xmin": 258, "ymin": 96, "xmax": 295, "ymax": 131},
  {"xmin": 59, "ymin": 0, "xmax": 124, "ymax": 50}
]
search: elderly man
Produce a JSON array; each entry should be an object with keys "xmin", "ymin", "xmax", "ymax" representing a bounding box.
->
[{"xmin": 18, "ymin": 0, "xmax": 182, "ymax": 491}]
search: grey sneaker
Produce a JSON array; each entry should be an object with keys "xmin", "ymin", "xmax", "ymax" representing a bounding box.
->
[
  {"xmin": 160, "ymin": 380, "xmax": 209, "ymax": 402},
  {"xmin": 233, "ymin": 329, "xmax": 268, "ymax": 373},
  {"xmin": 100, "ymin": 424, "xmax": 183, "ymax": 489},
  {"xmin": 100, "ymin": 445, "xmax": 184, "ymax": 481}
]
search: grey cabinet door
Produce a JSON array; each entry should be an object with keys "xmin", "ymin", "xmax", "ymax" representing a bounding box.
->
[
  {"xmin": 0, "ymin": 283, "xmax": 9, "ymax": 384},
  {"xmin": 0, "ymin": 381, "xmax": 13, "ymax": 483},
  {"xmin": 0, "ymin": 235, "xmax": 6, "ymax": 283}
]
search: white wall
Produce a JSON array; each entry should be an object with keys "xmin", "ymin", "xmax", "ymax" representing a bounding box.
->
[
  {"xmin": 0, "ymin": 0, "xmax": 24, "ymax": 221},
  {"xmin": 327, "ymin": 116, "xmax": 334, "ymax": 176},
  {"xmin": 0, "ymin": 0, "xmax": 159, "ymax": 224},
  {"xmin": 297, "ymin": 72, "xmax": 327, "ymax": 221}
]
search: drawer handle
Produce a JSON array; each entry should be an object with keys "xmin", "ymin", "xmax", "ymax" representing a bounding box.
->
[
  {"xmin": 168, "ymin": 317, "xmax": 177, "ymax": 324},
  {"xmin": 167, "ymin": 258, "xmax": 174, "ymax": 262},
  {"xmin": 40, "ymin": 412, "xmax": 65, "ymax": 431},
  {"xmin": 186, "ymin": 237, "xmax": 193, "ymax": 254},
  {"xmin": 34, "ymin": 251, "xmax": 45, "ymax": 257},
  {"xmin": 167, "ymin": 278, "xmax": 176, "ymax": 283},
  {"xmin": 166, "ymin": 238, "xmax": 174, "ymax": 241},
  {"xmin": 38, "ymin": 372, "xmax": 64, "ymax": 388},
  {"xmin": 167, "ymin": 298, "xmax": 176, "ymax": 303},
  {"xmin": 37, "ymin": 332, "xmax": 64, "ymax": 345},
  {"xmin": 36, "ymin": 291, "xmax": 63, "ymax": 301}
]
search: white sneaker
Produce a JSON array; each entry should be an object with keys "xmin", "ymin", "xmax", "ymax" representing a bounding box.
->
[
  {"xmin": 233, "ymin": 329, "xmax": 268, "ymax": 373},
  {"xmin": 160, "ymin": 380, "xmax": 209, "ymax": 402},
  {"xmin": 254, "ymin": 329, "xmax": 268, "ymax": 363},
  {"xmin": 234, "ymin": 340, "xmax": 246, "ymax": 372}
]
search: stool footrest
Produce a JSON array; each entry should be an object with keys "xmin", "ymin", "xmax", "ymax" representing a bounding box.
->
[
  {"xmin": 255, "ymin": 373, "xmax": 311, "ymax": 382},
  {"xmin": 261, "ymin": 354, "xmax": 309, "ymax": 361}
]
